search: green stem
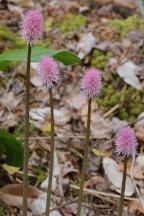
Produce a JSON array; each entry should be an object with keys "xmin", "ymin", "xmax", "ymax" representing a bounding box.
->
[
  {"xmin": 23, "ymin": 43, "xmax": 31, "ymax": 216},
  {"xmin": 118, "ymin": 156, "xmax": 128, "ymax": 216},
  {"xmin": 76, "ymin": 98, "xmax": 91, "ymax": 216},
  {"xmin": 45, "ymin": 88, "xmax": 55, "ymax": 216}
]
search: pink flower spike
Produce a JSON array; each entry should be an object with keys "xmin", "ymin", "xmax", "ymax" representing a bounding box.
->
[
  {"xmin": 22, "ymin": 9, "xmax": 43, "ymax": 45},
  {"xmin": 40, "ymin": 56, "xmax": 59, "ymax": 88},
  {"xmin": 115, "ymin": 126, "xmax": 137, "ymax": 156},
  {"xmin": 81, "ymin": 69, "xmax": 101, "ymax": 98}
]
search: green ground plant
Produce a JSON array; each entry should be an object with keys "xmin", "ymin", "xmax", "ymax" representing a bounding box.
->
[
  {"xmin": 108, "ymin": 16, "xmax": 144, "ymax": 38},
  {"xmin": 91, "ymin": 49, "xmax": 113, "ymax": 70},
  {"xmin": 58, "ymin": 13, "xmax": 89, "ymax": 35},
  {"xmin": 94, "ymin": 74, "xmax": 144, "ymax": 121}
]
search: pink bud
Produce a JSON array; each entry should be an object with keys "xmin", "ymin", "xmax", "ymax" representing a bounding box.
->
[
  {"xmin": 115, "ymin": 127, "xmax": 137, "ymax": 156},
  {"xmin": 81, "ymin": 69, "xmax": 101, "ymax": 98},
  {"xmin": 22, "ymin": 9, "xmax": 43, "ymax": 45},
  {"xmin": 40, "ymin": 56, "xmax": 59, "ymax": 88}
]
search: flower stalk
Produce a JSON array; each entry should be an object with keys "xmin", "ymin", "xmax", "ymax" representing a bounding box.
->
[
  {"xmin": 23, "ymin": 43, "xmax": 31, "ymax": 216},
  {"xmin": 118, "ymin": 156, "xmax": 128, "ymax": 216},
  {"xmin": 76, "ymin": 98, "xmax": 91, "ymax": 216},
  {"xmin": 45, "ymin": 87, "xmax": 55, "ymax": 216}
]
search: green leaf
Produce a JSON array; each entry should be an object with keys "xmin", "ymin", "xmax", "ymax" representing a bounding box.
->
[
  {"xmin": 0, "ymin": 129, "xmax": 24, "ymax": 167},
  {"xmin": 0, "ymin": 46, "xmax": 81, "ymax": 65}
]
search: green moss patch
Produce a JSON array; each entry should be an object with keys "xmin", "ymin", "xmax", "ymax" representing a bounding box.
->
[
  {"xmin": 91, "ymin": 49, "xmax": 113, "ymax": 70},
  {"xmin": 94, "ymin": 74, "xmax": 144, "ymax": 121},
  {"xmin": 58, "ymin": 13, "xmax": 89, "ymax": 35},
  {"xmin": 108, "ymin": 16, "xmax": 144, "ymax": 38}
]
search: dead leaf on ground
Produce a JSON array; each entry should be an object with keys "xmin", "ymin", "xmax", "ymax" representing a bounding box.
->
[
  {"xmin": 92, "ymin": 148, "xmax": 109, "ymax": 157},
  {"xmin": 41, "ymin": 152, "xmax": 64, "ymax": 196},
  {"xmin": 0, "ymin": 184, "xmax": 42, "ymax": 209},
  {"xmin": 2, "ymin": 164, "xmax": 20, "ymax": 175},
  {"xmin": 130, "ymin": 199, "xmax": 144, "ymax": 214},
  {"xmin": 103, "ymin": 157, "xmax": 135, "ymax": 196},
  {"xmin": 117, "ymin": 60, "xmax": 143, "ymax": 89}
]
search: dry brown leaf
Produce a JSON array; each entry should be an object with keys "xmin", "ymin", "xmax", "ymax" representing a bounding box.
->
[
  {"xmin": 113, "ymin": 0, "xmax": 135, "ymax": 9},
  {"xmin": 130, "ymin": 199, "xmax": 144, "ymax": 214},
  {"xmin": 0, "ymin": 184, "xmax": 42, "ymax": 209}
]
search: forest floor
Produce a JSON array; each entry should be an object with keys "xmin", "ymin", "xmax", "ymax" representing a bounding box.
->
[{"xmin": 0, "ymin": 0, "xmax": 144, "ymax": 215}]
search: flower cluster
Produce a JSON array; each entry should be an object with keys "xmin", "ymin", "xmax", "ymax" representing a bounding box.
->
[
  {"xmin": 115, "ymin": 126, "xmax": 137, "ymax": 156},
  {"xmin": 40, "ymin": 56, "xmax": 59, "ymax": 88},
  {"xmin": 22, "ymin": 9, "xmax": 43, "ymax": 45},
  {"xmin": 81, "ymin": 69, "xmax": 101, "ymax": 98}
]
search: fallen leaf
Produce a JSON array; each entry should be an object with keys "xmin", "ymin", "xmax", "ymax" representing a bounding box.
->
[
  {"xmin": 103, "ymin": 157, "xmax": 135, "ymax": 196},
  {"xmin": 0, "ymin": 184, "xmax": 42, "ymax": 209},
  {"xmin": 30, "ymin": 107, "xmax": 71, "ymax": 126},
  {"xmin": 91, "ymin": 114, "xmax": 112, "ymax": 139},
  {"xmin": 41, "ymin": 123, "xmax": 59, "ymax": 134},
  {"xmin": 29, "ymin": 192, "xmax": 62, "ymax": 216},
  {"xmin": 117, "ymin": 60, "xmax": 142, "ymax": 89},
  {"xmin": 77, "ymin": 33, "xmax": 96, "ymax": 59},
  {"xmin": 91, "ymin": 148, "xmax": 108, "ymax": 157},
  {"xmin": 130, "ymin": 199, "xmax": 144, "ymax": 214},
  {"xmin": 2, "ymin": 164, "xmax": 20, "ymax": 175},
  {"xmin": 0, "ymin": 92, "xmax": 21, "ymax": 109},
  {"xmin": 41, "ymin": 152, "xmax": 63, "ymax": 196}
]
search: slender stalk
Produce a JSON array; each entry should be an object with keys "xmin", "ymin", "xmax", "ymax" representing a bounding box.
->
[
  {"xmin": 45, "ymin": 88, "xmax": 55, "ymax": 216},
  {"xmin": 23, "ymin": 43, "xmax": 31, "ymax": 216},
  {"xmin": 76, "ymin": 98, "xmax": 91, "ymax": 216},
  {"xmin": 118, "ymin": 156, "xmax": 128, "ymax": 216}
]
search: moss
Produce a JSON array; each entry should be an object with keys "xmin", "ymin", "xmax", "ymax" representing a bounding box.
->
[
  {"xmin": 94, "ymin": 74, "xmax": 144, "ymax": 121},
  {"xmin": 91, "ymin": 49, "xmax": 113, "ymax": 70},
  {"xmin": 59, "ymin": 13, "xmax": 89, "ymax": 35},
  {"xmin": 0, "ymin": 25, "xmax": 15, "ymax": 41},
  {"xmin": 108, "ymin": 16, "xmax": 144, "ymax": 38}
]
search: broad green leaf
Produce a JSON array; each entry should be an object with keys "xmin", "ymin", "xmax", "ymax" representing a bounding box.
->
[
  {"xmin": 0, "ymin": 61, "xmax": 9, "ymax": 71},
  {"xmin": 0, "ymin": 46, "xmax": 81, "ymax": 65},
  {"xmin": 0, "ymin": 129, "xmax": 24, "ymax": 167}
]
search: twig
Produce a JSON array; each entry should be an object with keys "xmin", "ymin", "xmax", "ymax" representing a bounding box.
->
[
  {"xmin": 103, "ymin": 104, "xmax": 119, "ymax": 118},
  {"xmin": 70, "ymin": 184, "xmax": 139, "ymax": 201}
]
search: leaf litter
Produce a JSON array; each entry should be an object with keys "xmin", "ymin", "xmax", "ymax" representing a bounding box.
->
[{"xmin": 1, "ymin": 0, "xmax": 144, "ymax": 215}]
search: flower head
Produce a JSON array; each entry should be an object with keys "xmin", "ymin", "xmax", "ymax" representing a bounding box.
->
[
  {"xmin": 115, "ymin": 126, "xmax": 137, "ymax": 156},
  {"xmin": 81, "ymin": 69, "xmax": 101, "ymax": 98},
  {"xmin": 22, "ymin": 9, "xmax": 43, "ymax": 45},
  {"xmin": 40, "ymin": 56, "xmax": 59, "ymax": 88}
]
